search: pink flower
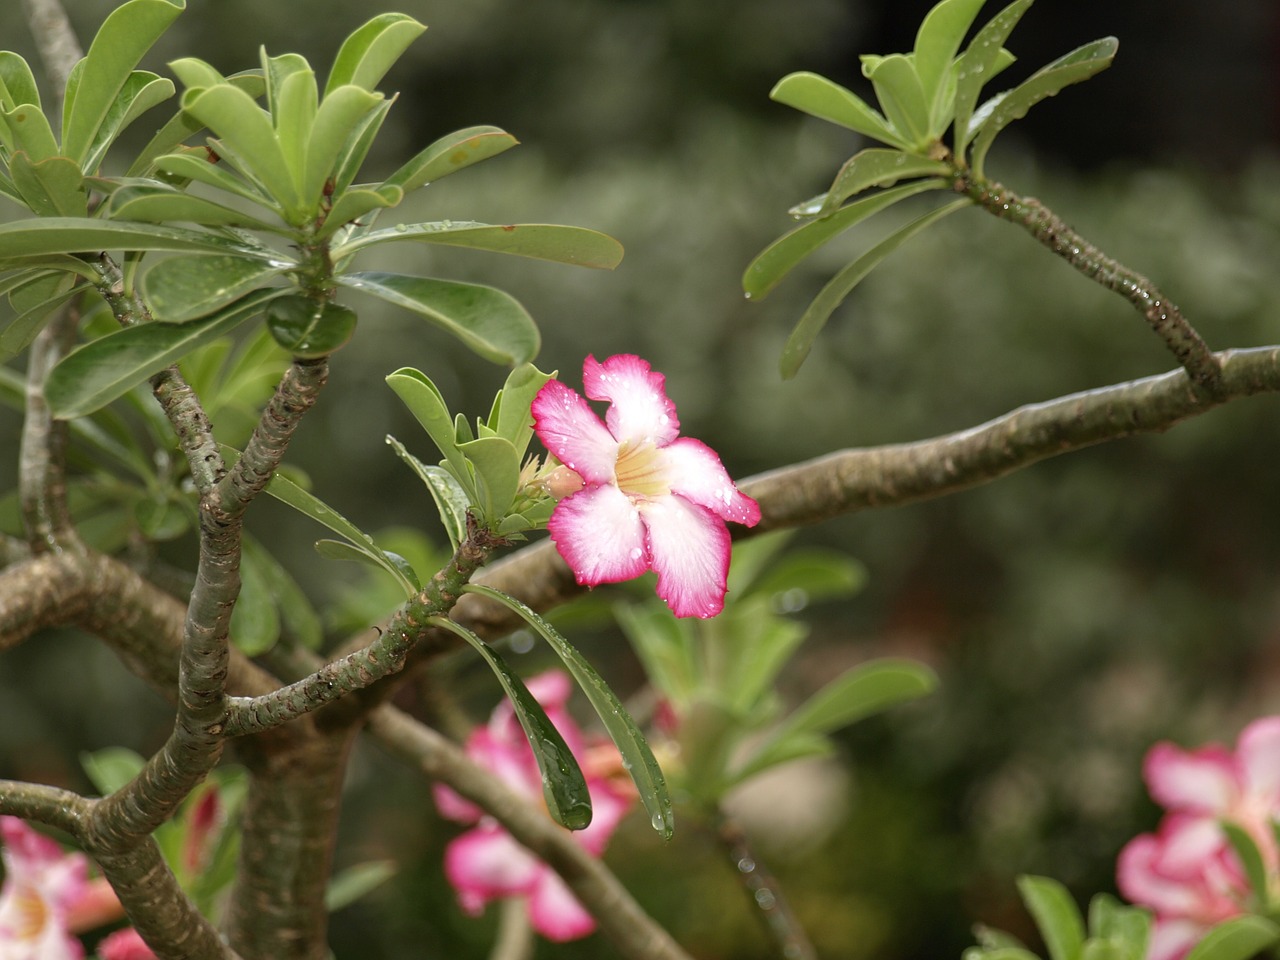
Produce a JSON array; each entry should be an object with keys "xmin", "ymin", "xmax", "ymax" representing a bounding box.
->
[
  {"xmin": 531, "ymin": 354, "xmax": 761, "ymax": 619},
  {"xmin": 1117, "ymin": 717, "xmax": 1280, "ymax": 960},
  {"xmin": 433, "ymin": 671, "xmax": 635, "ymax": 941},
  {"xmin": 0, "ymin": 816, "xmax": 89, "ymax": 960},
  {"xmin": 97, "ymin": 928, "xmax": 156, "ymax": 960}
]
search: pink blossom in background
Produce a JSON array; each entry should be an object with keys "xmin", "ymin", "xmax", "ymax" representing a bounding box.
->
[
  {"xmin": 97, "ymin": 928, "xmax": 156, "ymax": 960},
  {"xmin": 433, "ymin": 671, "xmax": 635, "ymax": 941},
  {"xmin": 1117, "ymin": 717, "xmax": 1280, "ymax": 960},
  {"xmin": 0, "ymin": 816, "xmax": 89, "ymax": 960},
  {"xmin": 532, "ymin": 354, "xmax": 761, "ymax": 618}
]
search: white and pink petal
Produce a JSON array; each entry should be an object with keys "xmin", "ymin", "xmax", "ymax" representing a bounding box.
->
[
  {"xmin": 531, "ymin": 381, "xmax": 619, "ymax": 485},
  {"xmin": 640, "ymin": 495, "xmax": 731, "ymax": 618},
  {"xmin": 444, "ymin": 825, "xmax": 542, "ymax": 914},
  {"xmin": 659, "ymin": 437, "xmax": 760, "ymax": 527},
  {"xmin": 1144, "ymin": 742, "xmax": 1239, "ymax": 814},
  {"xmin": 548, "ymin": 485, "xmax": 648, "ymax": 587},
  {"xmin": 526, "ymin": 870, "xmax": 597, "ymax": 942},
  {"xmin": 583, "ymin": 355, "xmax": 679, "ymax": 448},
  {"xmin": 1234, "ymin": 715, "xmax": 1280, "ymax": 805}
]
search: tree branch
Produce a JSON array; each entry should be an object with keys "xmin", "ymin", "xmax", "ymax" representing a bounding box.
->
[
  {"xmin": 20, "ymin": 0, "xmax": 82, "ymax": 104},
  {"xmin": 955, "ymin": 171, "xmax": 1223, "ymax": 394}
]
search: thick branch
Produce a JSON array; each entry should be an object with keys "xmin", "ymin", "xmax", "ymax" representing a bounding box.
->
[
  {"xmin": 20, "ymin": 0, "xmax": 82, "ymax": 103},
  {"xmin": 19, "ymin": 308, "xmax": 80, "ymax": 553},
  {"xmin": 368, "ymin": 706, "xmax": 695, "ymax": 960},
  {"xmin": 956, "ymin": 172, "xmax": 1223, "ymax": 393}
]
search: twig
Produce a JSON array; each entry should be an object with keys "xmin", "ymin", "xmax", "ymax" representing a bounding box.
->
[
  {"xmin": 955, "ymin": 172, "xmax": 1223, "ymax": 394},
  {"xmin": 20, "ymin": 0, "xmax": 82, "ymax": 103},
  {"xmin": 716, "ymin": 814, "xmax": 815, "ymax": 960},
  {"xmin": 489, "ymin": 898, "xmax": 535, "ymax": 960}
]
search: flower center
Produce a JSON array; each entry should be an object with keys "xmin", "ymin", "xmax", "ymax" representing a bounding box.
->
[
  {"xmin": 614, "ymin": 440, "xmax": 668, "ymax": 499},
  {"xmin": 13, "ymin": 884, "xmax": 48, "ymax": 940}
]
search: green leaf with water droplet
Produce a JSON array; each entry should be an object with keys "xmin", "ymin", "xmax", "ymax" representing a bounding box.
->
[
  {"xmin": 265, "ymin": 296, "xmax": 357, "ymax": 358},
  {"xmin": 819, "ymin": 150, "xmax": 950, "ymax": 215},
  {"xmin": 464, "ymin": 584, "xmax": 675, "ymax": 839},
  {"xmin": 780, "ymin": 197, "xmax": 970, "ymax": 378},
  {"xmin": 333, "ymin": 222, "xmax": 624, "ymax": 270},
  {"xmin": 494, "ymin": 364, "xmax": 553, "ymax": 456},
  {"xmin": 969, "ymin": 36, "xmax": 1117, "ymax": 177},
  {"xmin": 105, "ymin": 183, "xmax": 280, "ymax": 231},
  {"xmin": 745, "ymin": 178, "xmax": 946, "ymax": 302},
  {"xmin": 769, "ymin": 72, "xmax": 906, "ymax": 148},
  {"xmin": 429, "ymin": 614, "xmax": 594, "ymax": 832},
  {"xmin": 341, "ymin": 271, "xmax": 539, "ymax": 365},
  {"xmin": 913, "ymin": 0, "xmax": 988, "ymax": 130},
  {"xmin": 386, "ymin": 436, "xmax": 469, "ymax": 550},
  {"xmin": 385, "ymin": 367, "xmax": 474, "ymax": 503},
  {"xmin": 953, "ymin": 0, "xmax": 1034, "ymax": 158},
  {"xmin": 144, "ymin": 254, "xmax": 288, "ymax": 323}
]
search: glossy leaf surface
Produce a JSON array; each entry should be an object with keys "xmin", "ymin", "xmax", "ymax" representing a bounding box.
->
[
  {"xmin": 953, "ymin": 0, "xmax": 1034, "ymax": 157},
  {"xmin": 144, "ymin": 255, "xmax": 288, "ymax": 323},
  {"xmin": 769, "ymin": 72, "xmax": 905, "ymax": 147},
  {"xmin": 334, "ymin": 222, "xmax": 624, "ymax": 270},
  {"xmin": 383, "ymin": 125, "xmax": 519, "ymax": 194},
  {"xmin": 386, "ymin": 436, "xmax": 469, "ymax": 550}
]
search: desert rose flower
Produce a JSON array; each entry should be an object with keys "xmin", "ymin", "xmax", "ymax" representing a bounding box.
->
[
  {"xmin": 433, "ymin": 671, "xmax": 634, "ymax": 941},
  {"xmin": 97, "ymin": 928, "xmax": 157, "ymax": 960},
  {"xmin": 532, "ymin": 354, "xmax": 761, "ymax": 618},
  {"xmin": 1117, "ymin": 717, "xmax": 1280, "ymax": 960},
  {"xmin": 0, "ymin": 816, "xmax": 90, "ymax": 960}
]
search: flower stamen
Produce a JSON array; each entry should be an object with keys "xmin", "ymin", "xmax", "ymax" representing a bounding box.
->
[{"xmin": 614, "ymin": 440, "xmax": 668, "ymax": 498}]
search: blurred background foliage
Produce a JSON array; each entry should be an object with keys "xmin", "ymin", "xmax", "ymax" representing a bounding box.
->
[{"xmin": 1, "ymin": 0, "xmax": 1279, "ymax": 957}]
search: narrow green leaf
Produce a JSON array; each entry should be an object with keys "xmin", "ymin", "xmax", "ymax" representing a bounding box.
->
[
  {"xmin": 865, "ymin": 54, "xmax": 932, "ymax": 150},
  {"xmin": 105, "ymin": 183, "xmax": 281, "ymax": 231},
  {"xmin": 429, "ymin": 615, "xmax": 594, "ymax": 832},
  {"xmin": 458, "ymin": 435, "xmax": 521, "ymax": 522},
  {"xmin": 386, "ymin": 435, "xmax": 469, "ymax": 550},
  {"xmin": 614, "ymin": 602, "xmax": 698, "ymax": 709},
  {"xmin": 0, "ymin": 277, "xmax": 84, "ymax": 361},
  {"xmin": 769, "ymin": 72, "xmax": 906, "ymax": 148},
  {"xmin": 0, "ymin": 217, "xmax": 275, "ymax": 260},
  {"xmin": 80, "ymin": 746, "xmax": 145, "ymax": 796},
  {"xmin": 324, "ymin": 13, "xmax": 426, "ymax": 97},
  {"xmin": 722, "ymin": 616, "xmax": 809, "ymax": 717},
  {"xmin": 1222, "ymin": 822, "xmax": 1270, "ymax": 909},
  {"xmin": 62, "ymin": 0, "xmax": 185, "ymax": 167},
  {"xmin": 819, "ymin": 150, "xmax": 950, "ymax": 214},
  {"xmin": 464, "ymin": 584, "xmax": 675, "ymax": 839},
  {"xmin": 1184, "ymin": 916, "xmax": 1280, "ymax": 960},
  {"xmin": 181, "ymin": 83, "xmax": 301, "ymax": 217},
  {"xmin": 331, "ymin": 97, "xmax": 394, "ymax": 194},
  {"xmin": 913, "ymin": 0, "xmax": 988, "ymax": 125},
  {"xmin": 340, "ymin": 271, "xmax": 539, "ymax": 365},
  {"xmin": 268, "ymin": 62, "xmax": 319, "ymax": 195},
  {"xmin": 969, "ymin": 37, "xmax": 1118, "ymax": 176},
  {"xmin": 8, "ymin": 155, "xmax": 87, "ymax": 217},
  {"xmin": 780, "ymin": 198, "xmax": 970, "ymax": 377},
  {"xmin": 0, "ymin": 52, "xmax": 40, "ymax": 111},
  {"xmin": 745, "ymin": 179, "xmax": 945, "ymax": 300},
  {"xmin": 230, "ymin": 537, "xmax": 281, "ymax": 656},
  {"xmin": 383, "ymin": 125, "xmax": 519, "ymax": 195},
  {"xmin": 82, "ymin": 71, "xmax": 175, "ymax": 174},
  {"xmin": 384, "ymin": 367, "xmax": 472, "ymax": 500},
  {"xmin": 334, "ymin": 222, "xmax": 624, "ymax": 270},
  {"xmin": 143, "ymin": 255, "xmax": 288, "ymax": 323},
  {"xmin": 247, "ymin": 534, "xmax": 323, "ymax": 649},
  {"xmin": 151, "ymin": 150, "xmax": 276, "ymax": 208},
  {"xmin": 302, "ymin": 85, "xmax": 383, "ymax": 211},
  {"xmin": 325, "ymin": 861, "xmax": 397, "ymax": 912},
  {"xmin": 44, "ymin": 288, "xmax": 277, "ymax": 418},
  {"xmin": 494, "ymin": 364, "xmax": 553, "ymax": 455},
  {"xmin": 1017, "ymin": 876, "xmax": 1086, "ymax": 960},
  {"xmin": 261, "ymin": 468, "xmax": 418, "ymax": 597},
  {"xmin": 742, "ymin": 549, "xmax": 866, "ymax": 605},
  {"xmin": 954, "ymin": 0, "xmax": 1035, "ymax": 157},
  {"xmin": 126, "ymin": 71, "xmax": 266, "ymax": 177}
]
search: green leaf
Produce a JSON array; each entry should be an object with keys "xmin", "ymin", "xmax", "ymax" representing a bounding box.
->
[
  {"xmin": 494, "ymin": 364, "xmax": 553, "ymax": 455},
  {"xmin": 969, "ymin": 36, "xmax": 1118, "ymax": 176},
  {"xmin": 0, "ymin": 217, "xmax": 275, "ymax": 261},
  {"xmin": 334, "ymin": 222, "xmax": 624, "ymax": 270},
  {"xmin": 464, "ymin": 584, "xmax": 675, "ymax": 839},
  {"xmin": 319, "ymin": 185, "xmax": 403, "ymax": 239},
  {"xmin": 913, "ymin": 0, "xmax": 989, "ymax": 126},
  {"xmin": 769, "ymin": 72, "xmax": 906, "ymax": 148},
  {"xmin": 82, "ymin": 71, "xmax": 176, "ymax": 174},
  {"xmin": 1017, "ymin": 876, "xmax": 1086, "ymax": 960},
  {"xmin": 614, "ymin": 602, "xmax": 700, "ymax": 710},
  {"xmin": 151, "ymin": 150, "xmax": 275, "ymax": 208},
  {"xmin": 864, "ymin": 54, "xmax": 932, "ymax": 150},
  {"xmin": 127, "ymin": 71, "xmax": 266, "ymax": 177},
  {"xmin": 384, "ymin": 368, "xmax": 472, "ymax": 500},
  {"xmin": 62, "ymin": 0, "xmax": 185, "ymax": 167},
  {"xmin": 383, "ymin": 125, "xmax": 519, "ymax": 194},
  {"xmin": 230, "ymin": 536, "xmax": 281, "ymax": 656},
  {"xmin": 820, "ymin": 149, "xmax": 950, "ymax": 215},
  {"xmin": 745, "ymin": 179, "xmax": 946, "ymax": 300},
  {"xmin": 1087, "ymin": 895, "xmax": 1151, "ymax": 960},
  {"xmin": 780, "ymin": 197, "xmax": 970, "ymax": 377},
  {"xmin": 263, "ymin": 55, "xmax": 316, "ymax": 195},
  {"xmin": 105, "ymin": 183, "xmax": 281, "ymax": 231},
  {"xmin": 429, "ymin": 615, "xmax": 594, "ymax": 832},
  {"xmin": 325, "ymin": 860, "xmax": 397, "ymax": 912},
  {"xmin": 1185, "ymin": 917, "xmax": 1280, "ymax": 960},
  {"xmin": 80, "ymin": 746, "xmax": 145, "ymax": 795},
  {"xmin": 954, "ymin": 0, "xmax": 1035, "ymax": 158},
  {"xmin": 721, "ymin": 616, "xmax": 809, "ymax": 717},
  {"xmin": 386, "ymin": 436, "xmax": 469, "ymax": 550},
  {"xmin": 264, "ymin": 297, "xmax": 357, "ymax": 358},
  {"xmin": 314, "ymin": 538, "xmax": 420, "ymax": 592},
  {"xmin": 1222, "ymin": 822, "xmax": 1270, "ymax": 909},
  {"xmin": 261, "ymin": 467, "xmax": 419, "ymax": 597},
  {"xmin": 0, "ymin": 275, "xmax": 84, "ymax": 361},
  {"xmin": 331, "ymin": 97, "xmax": 394, "ymax": 194},
  {"xmin": 340, "ymin": 271, "xmax": 539, "ymax": 365},
  {"xmin": 458, "ymin": 435, "xmax": 521, "ymax": 522},
  {"xmin": 324, "ymin": 13, "xmax": 426, "ymax": 96},
  {"xmin": 247, "ymin": 534, "xmax": 323, "ymax": 650},
  {"xmin": 9, "ymin": 155, "xmax": 87, "ymax": 217},
  {"xmin": 742, "ymin": 548, "xmax": 866, "ymax": 605},
  {"xmin": 143, "ymin": 254, "xmax": 288, "ymax": 323},
  {"xmin": 0, "ymin": 52, "xmax": 40, "ymax": 112},
  {"xmin": 44, "ymin": 288, "xmax": 278, "ymax": 418},
  {"xmin": 302, "ymin": 85, "xmax": 383, "ymax": 211},
  {"xmin": 3, "ymin": 104, "xmax": 59, "ymax": 161},
  {"xmin": 181, "ymin": 83, "xmax": 300, "ymax": 217}
]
